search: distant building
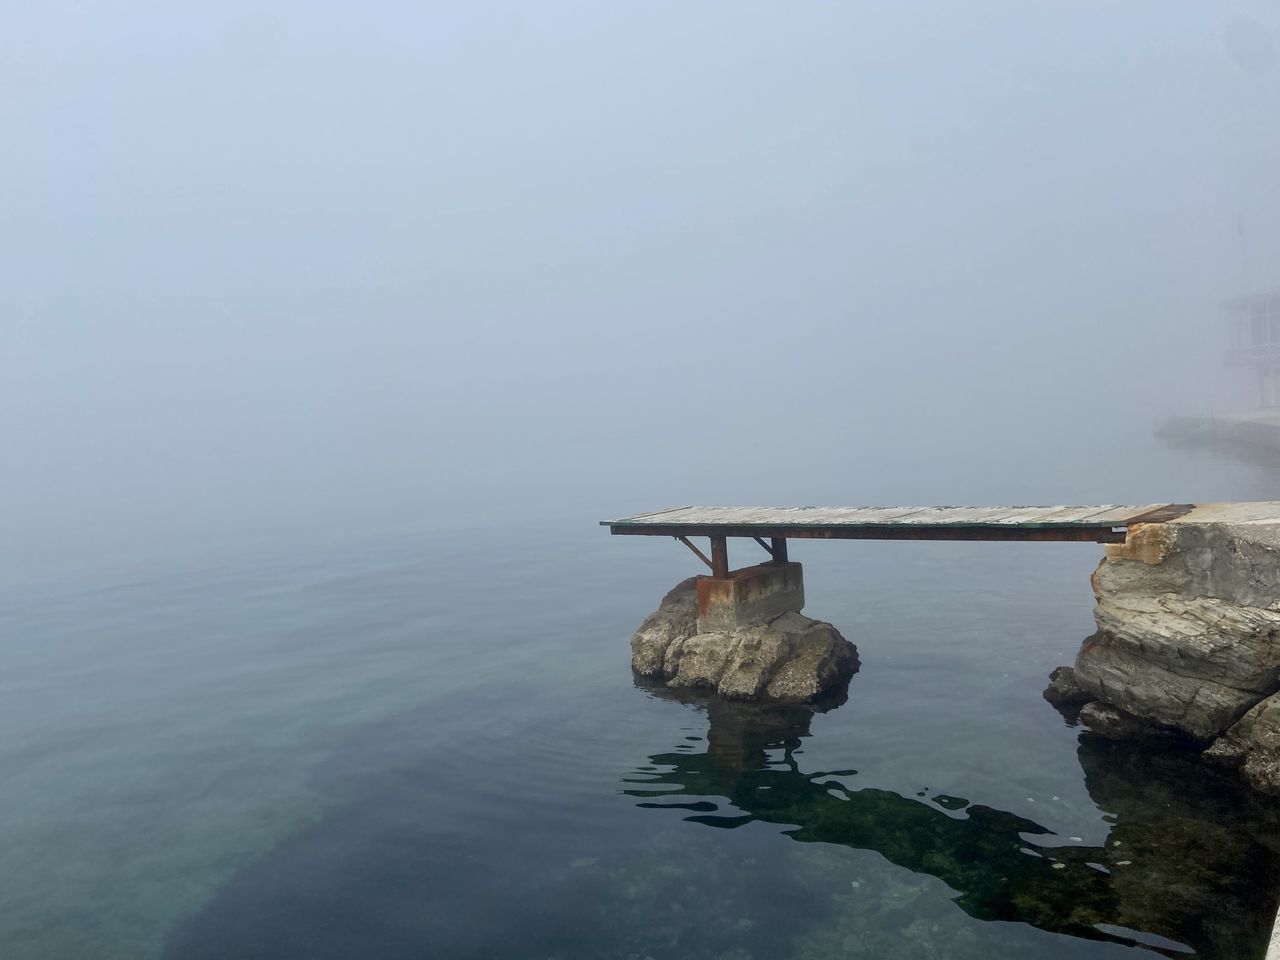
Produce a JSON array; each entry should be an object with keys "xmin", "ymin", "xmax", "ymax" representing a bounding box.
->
[{"xmin": 1226, "ymin": 288, "xmax": 1280, "ymax": 408}]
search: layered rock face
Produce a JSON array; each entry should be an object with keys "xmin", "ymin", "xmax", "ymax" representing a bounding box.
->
[
  {"xmin": 631, "ymin": 575, "xmax": 859, "ymax": 702},
  {"xmin": 1045, "ymin": 503, "xmax": 1280, "ymax": 793}
]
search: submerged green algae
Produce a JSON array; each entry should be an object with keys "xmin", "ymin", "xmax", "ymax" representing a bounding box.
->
[{"xmin": 616, "ymin": 688, "xmax": 1280, "ymax": 959}]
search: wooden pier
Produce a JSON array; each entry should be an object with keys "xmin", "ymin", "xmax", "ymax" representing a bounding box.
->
[{"xmin": 602, "ymin": 504, "xmax": 1195, "ymax": 577}]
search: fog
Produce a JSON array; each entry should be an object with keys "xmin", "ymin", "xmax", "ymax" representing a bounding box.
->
[{"xmin": 5, "ymin": 1, "xmax": 1280, "ymax": 579}]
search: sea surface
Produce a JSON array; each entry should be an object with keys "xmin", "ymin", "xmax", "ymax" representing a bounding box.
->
[{"xmin": 5, "ymin": 443, "xmax": 1280, "ymax": 959}]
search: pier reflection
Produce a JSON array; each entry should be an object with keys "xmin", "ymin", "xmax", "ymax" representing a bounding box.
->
[{"xmin": 625, "ymin": 685, "xmax": 1280, "ymax": 959}]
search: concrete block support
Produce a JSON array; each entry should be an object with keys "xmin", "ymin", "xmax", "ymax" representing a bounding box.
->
[{"xmin": 696, "ymin": 561, "xmax": 805, "ymax": 633}]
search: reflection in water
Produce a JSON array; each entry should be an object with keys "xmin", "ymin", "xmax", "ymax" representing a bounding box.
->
[
  {"xmin": 161, "ymin": 679, "xmax": 1280, "ymax": 960},
  {"xmin": 626, "ymin": 684, "xmax": 1280, "ymax": 960}
]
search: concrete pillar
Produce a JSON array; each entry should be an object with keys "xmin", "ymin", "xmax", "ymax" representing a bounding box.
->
[{"xmin": 696, "ymin": 561, "xmax": 805, "ymax": 633}]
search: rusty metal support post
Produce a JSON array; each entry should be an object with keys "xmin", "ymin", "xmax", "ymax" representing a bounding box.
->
[
  {"xmin": 771, "ymin": 537, "xmax": 788, "ymax": 564},
  {"xmin": 710, "ymin": 536, "xmax": 729, "ymax": 578}
]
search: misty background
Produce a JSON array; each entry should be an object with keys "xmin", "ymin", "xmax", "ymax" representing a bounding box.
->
[{"xmin": 5, "ymin": 1, "xmax": 1280, "ymax": 583}]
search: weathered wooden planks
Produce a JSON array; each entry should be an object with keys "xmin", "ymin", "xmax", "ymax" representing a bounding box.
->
[{"xmin": 602, "ymin": 505, "xmax": 1195, "ymax": 544}]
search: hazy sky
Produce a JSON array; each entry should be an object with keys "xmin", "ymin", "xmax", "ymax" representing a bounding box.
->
[{"xmin": 4, "ymin": 2, "xmax": 1280, "ymax": 577}]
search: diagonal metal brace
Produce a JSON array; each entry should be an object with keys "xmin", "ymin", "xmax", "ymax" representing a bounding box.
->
[{"xmin": 674, "ymin": 535, "xmax": 714, "ymax": 571}]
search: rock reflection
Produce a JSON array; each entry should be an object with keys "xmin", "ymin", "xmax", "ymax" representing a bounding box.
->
[{"xmin": 626, "ymin": 684, "xmax": 1280, "ymax": 959}]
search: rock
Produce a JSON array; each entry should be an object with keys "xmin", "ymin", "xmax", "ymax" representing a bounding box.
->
[
  {"xmin": 1200, "ymin": 738, "xmax": 1246, "ymax": 770},
  {"xmin": 1048, "ymin": 506, "xmax": 1280, "ymax": 747},
  {"xmin": 630, "ymin": 577, "xmax": 699, "ymax": 679},
  {"xmin": 1206, "ymin": 694, "xmax": 1280, "ymax": 794},
  {"xmin": 1043, "ymin": 666, "xmax": 1091, "ymax": 707},
  {"xmin": 762, "ymin": 612, "xmax": 860, "ymax": 701},
  {"xmin": 1070, "ymin": 595, "xmax": 1280, "ymax": 740},
  {"xmin": 629, "ymin": 578, "xmax": 858, "ymax": 702},
  {"xmin": 1094, "ymin": 511, "xmax": 1280, "ymax": 608},
  {"xmin": 1078, "ymin": 702, "xmax": 1178, "ymax": 742},
  {"xmin": 1243, "ymin": 754, "xmax": 1280, "ymax": 795}
]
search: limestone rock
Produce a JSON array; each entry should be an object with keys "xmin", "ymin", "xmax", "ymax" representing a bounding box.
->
[
  {"xmin": 629, "ymin": 579, "xmax": 858, "ymax": 702},
  {"xmin": 630, "ymin": 577, "xmax": 699, "ymax": 679},
  {"xmin": 1095, "ymin": 514, "xmax": 1280, "ymax": 609},
  {"xmin": 763, "ymin": 612, "xmax": 860, "ymax": 701},
  {"xmin": 1070, "ymin": 594, "xmax": 1280, "ymax": 740},
  {"xmin": 1042, "ymin": 666, "xmax": 1091, "ymax": 707},
  {"xmin": 1091, "ymin": 595, "xmax": 1280, "ymax": 695},
  {"xmin": 1077, "ymin": 701, "xmax": 1179, "ymax": 742},
  {"xmin": 1046, "ymin": 507, "xmax": 1280, "ymax": 750},
  {"xmin": 1206, "ymin": 695, "xmax": 1280, "ymax": 794},
  {"xmin": 1200, "ymin": 738, "xmax": 1246, "ymax": 770}
]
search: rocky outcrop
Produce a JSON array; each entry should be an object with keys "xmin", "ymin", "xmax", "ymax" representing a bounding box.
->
[
  {"xmin": 1072, "ymin": 594, "xmax": 1280, "ymax": 740},
  {"xmin": 630, "ymin": 577, "xmax": 700, "ymax": 678},
  {"xmin": 1045, "ymin": 503, "xmax": 1280, "ymax": 792},
  {"xmin": 1202, "ymin": 694, "xmax": 1280, "ymax": 794},
  {"xmin": 1075, "ymin": 700, "xmax": 1181, "ymax": 742},
  {"xmin": 631, "ymin": 577, "xmax": 858, "ymax": 702},
  {"xmin": 1043, "ymin": 665, "xmax": 1091, "ymax": 707}
]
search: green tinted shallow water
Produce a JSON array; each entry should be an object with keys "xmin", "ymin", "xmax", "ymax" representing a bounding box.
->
[{"xmin": 4, "ymin": 447, "xmax": 1280, "ymax": 959}]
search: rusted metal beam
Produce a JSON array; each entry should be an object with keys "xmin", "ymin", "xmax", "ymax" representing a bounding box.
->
[
  {"xmin": 752, "ymin": 536, "xmax": 775, "ymax": 559},
  {"xmin": 710, "ymin": 536, "xmax": 729, "ymax": 578},
  {"xmin": 675, "ymin": 535, "xmax": 713, "ymax": 571}
]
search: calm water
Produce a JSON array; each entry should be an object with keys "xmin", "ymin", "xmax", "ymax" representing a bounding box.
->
[{"xmin": 6, "ymin": 445, "xmax": 1280, "ymax": 959}]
